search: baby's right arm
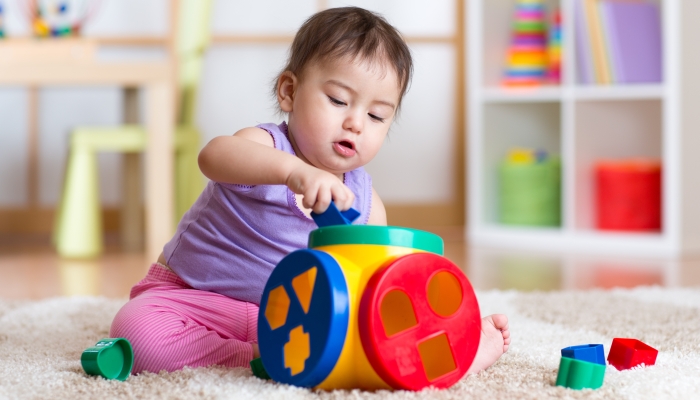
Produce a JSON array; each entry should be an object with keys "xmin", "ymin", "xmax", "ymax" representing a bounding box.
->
[{"xmin": 198, "ymin": 127, "xmax": 354, "ymax": 214}]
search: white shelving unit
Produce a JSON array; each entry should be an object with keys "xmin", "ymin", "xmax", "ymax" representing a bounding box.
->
[{"xmin": 466, "ymin": 0, "xmax": 700, "ymax": 259}]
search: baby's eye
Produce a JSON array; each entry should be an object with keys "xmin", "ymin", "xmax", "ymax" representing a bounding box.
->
[
  {"xmin": 368, "ymin": 113, "xmax": 385, "ymax": 123},
  {"xmin": 328, "ymin": 96, "xmax": 346, "ymax": 106}
]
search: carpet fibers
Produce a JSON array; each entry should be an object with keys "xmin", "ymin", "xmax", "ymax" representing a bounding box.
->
[{"xmin": 1, "ymin": 287, "xmax": 699, "ymax": 399}]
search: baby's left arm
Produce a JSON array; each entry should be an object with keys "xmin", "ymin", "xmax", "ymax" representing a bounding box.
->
[{"xmin": 366, "ymin": 187, "xmax": 387, "ymax": 225}]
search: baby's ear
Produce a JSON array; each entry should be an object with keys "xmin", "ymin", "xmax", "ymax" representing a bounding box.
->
[{"xmin": 277, "ymin": 71, "xmax": 297, "ymax": 112}]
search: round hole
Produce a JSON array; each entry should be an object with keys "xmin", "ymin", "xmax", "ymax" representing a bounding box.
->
[{"xmin": 427, "ymin": 271, "xmax": 463, "ymax": 317}]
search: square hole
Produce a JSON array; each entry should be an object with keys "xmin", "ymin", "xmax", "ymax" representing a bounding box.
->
[{"xmin": 417, "ymin": 332, "xmax": 457, "ymax": 381}]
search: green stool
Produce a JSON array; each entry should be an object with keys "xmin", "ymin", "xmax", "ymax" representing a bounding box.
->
[{"xmin": 53, "ymin": 126, "xmax": 203, "ymax": 259}]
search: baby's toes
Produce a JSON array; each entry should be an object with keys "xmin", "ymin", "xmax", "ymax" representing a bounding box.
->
[
  {"xmin": 502, "ymin": 329, "xmax": 511, "ymax": 352},
  {"xmin": 491, "ymin": 314, "xmax": 509, "ymax": 330}
]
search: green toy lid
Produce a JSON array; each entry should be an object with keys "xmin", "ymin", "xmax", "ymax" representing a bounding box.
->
[
  {"xmin": 81, "ymin": 338, "xmax": 134, "ymax": 381},
  {"xmin": 250, "ymin": 357, "xmax": 271, "ymax": 380},
  {"xmin": 308, "ymin": 225, "xmax": 444, "ymax": 255}
]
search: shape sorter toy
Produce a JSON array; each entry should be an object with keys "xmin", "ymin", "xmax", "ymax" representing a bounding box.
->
[
  {"xmin": 607, "ymin": 338, "xmax": 658, "ymax": 370},
  {"xmin": 256, "ymin": 205, "xmax": 482, "ymax": 391},
  {"xmin": 556, "ymin": 344, "xmax": 606, "ymax": 390}
]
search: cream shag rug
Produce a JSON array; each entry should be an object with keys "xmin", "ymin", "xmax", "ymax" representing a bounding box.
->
[{"xmin": 2, "ymin": 287, "xmax": 700, "ymax": 399}]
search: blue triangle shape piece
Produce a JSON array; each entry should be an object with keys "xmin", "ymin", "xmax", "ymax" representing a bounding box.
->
[{"xmin": 311, "ymin": 202, "xmax": 360, "ymax": 227}]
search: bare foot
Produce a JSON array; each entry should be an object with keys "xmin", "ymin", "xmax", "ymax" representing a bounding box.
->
[{"xmin": 467, "ymin": 314, "xmax": 510, "ymax": 374}]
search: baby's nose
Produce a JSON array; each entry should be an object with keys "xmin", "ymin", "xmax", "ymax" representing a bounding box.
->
[{"xmin": 343, "ymin": 111, "xmax": 364, "ymax": 133}]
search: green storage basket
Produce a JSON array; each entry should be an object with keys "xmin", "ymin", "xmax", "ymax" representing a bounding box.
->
[{"xmin": 499, "ymin": 158, "xmax": 561, "ymax": 226}]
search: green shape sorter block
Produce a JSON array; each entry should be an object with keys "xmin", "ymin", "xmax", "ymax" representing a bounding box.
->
[{"xmin": 556, "ymin": 356, "xmax": 606, "ymax": 390}]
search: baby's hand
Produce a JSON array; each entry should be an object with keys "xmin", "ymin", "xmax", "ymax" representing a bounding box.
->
[{"xmin": 286, "ymin": 163, "xmax": 355, "ymax": 214}]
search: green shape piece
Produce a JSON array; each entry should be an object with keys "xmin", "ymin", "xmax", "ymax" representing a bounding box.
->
[
  {"xmin": 250, "ymin": 357, "xmax": 271, "ymax": 380},
  {"xmin": 556, "ymin": 356, "xmax": 606, "ymax": 390},
  {"xmin": 81, "ymin": 338, "xmax": 134, "ymax": 381},
  {"xmin": 308, "ymin": 225, "xmax": 444, "ymax": 255}
]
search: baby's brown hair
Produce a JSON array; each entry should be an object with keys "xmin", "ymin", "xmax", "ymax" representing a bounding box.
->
[{"xmin": 275, "ymin": 7, "xmax": 413, "ymax": 109}]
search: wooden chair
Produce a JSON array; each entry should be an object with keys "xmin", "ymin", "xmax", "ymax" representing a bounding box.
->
[{"xmin": 53, "ymin": 0, "xmax": 211, "ymax": 258}]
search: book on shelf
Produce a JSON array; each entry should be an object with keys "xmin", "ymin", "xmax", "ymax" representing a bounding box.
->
[
  {"xmin": 575, "ymin": 0, "xmax": 595, "ymax": 84},
  {"xmin": 576, "ymin": 0, "xmax": 662, "ymax": 85},
  {"xmin": 584, "ymin": 0, "xmax": 612, "ymax": 84}
]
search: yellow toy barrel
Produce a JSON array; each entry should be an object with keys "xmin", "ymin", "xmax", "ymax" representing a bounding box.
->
[
  {"xmin": 258, "ymin": 224, "xmax": 480, "ymax": 391},
  {"xmin": 308, "ymin": 225, "xmax": 456, "ymax": 390}
]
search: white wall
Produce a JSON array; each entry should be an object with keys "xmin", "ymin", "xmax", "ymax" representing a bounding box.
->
[{"xmin": 0, "ymin": 0, "xmax": 458, "ymax": 206}]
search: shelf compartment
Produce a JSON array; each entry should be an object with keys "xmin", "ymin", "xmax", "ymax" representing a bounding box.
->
[
  {"xmin": 573, "ymin": 99, "xmax": 663, "ymax": 232},
  {"xmin": 481, "ymin": 0, "xmax": 561, "ymax": 88},
  {"xmin": 481, "ymin": 102, "xmax": 562, "ymax": 226},
  {"xmin": 572, "ymin": 0, "xmax": 664, "ymax": 85}
]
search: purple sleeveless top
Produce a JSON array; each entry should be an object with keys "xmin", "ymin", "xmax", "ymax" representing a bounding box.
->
[{"xmin": 163, "ymin": 122, "xmax": 372, "ymax": 304}]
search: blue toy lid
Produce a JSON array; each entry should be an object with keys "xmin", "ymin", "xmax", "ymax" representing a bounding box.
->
[{"xmin": 257, "ymin": 249, "xmax": 349, "ymax": 388}]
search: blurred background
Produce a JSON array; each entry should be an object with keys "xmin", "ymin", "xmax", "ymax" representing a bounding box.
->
[{"xmin": 0, "ymin": 0, "xmax": 698, "ymax": 299}]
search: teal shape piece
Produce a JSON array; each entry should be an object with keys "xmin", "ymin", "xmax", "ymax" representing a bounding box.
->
[{"xmin": 556, "ymin": 356, "xmax": 606, "ymax": 390}]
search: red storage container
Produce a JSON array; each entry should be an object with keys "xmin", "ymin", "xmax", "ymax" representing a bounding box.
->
[{"xmin": 595, "ymin": 160, "xmax": 662, "ymax": 231}]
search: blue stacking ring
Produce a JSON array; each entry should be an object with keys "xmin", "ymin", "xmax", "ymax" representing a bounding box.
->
[{"xmin": 258, "ymin": 249, "xmax": 349, "ymax": 388}]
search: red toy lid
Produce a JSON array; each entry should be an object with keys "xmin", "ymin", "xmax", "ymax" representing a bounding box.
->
[{"xmin": 358, "ymin": 253, "xmax": 481, "ymax": 390}]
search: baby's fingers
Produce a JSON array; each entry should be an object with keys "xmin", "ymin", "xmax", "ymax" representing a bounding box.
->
[
  {"xmin": 301, "ymin": 189, "xmax": 318, "ymax": 211},
  {"xmin": 312, "ymin": 186, "xmax": 333, "ymax": 214},
  {"xmin": 331, "ymin": 185, "xmax": 355, "ymax": 211}
]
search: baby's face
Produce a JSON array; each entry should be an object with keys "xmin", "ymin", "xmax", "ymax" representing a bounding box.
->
[{"xmin": 286, "ymin": 56, "xmax": 401, "ymax": 176}]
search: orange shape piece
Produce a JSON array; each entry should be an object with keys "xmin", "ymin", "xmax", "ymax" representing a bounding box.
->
[
  {"xmin": 264, "ymin": 285, "xmax": 290, "ymax": 330},
  {"xmin": 284, "ymin": 325, "xmax": 310, "ymax": 376},
  {"xmin": 291, "ymin": 267, "xmax": 318, "ymax": 314}
]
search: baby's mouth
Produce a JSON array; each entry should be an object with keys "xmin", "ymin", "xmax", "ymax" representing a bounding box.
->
[{"xmin": 333, "ymin": 140, "xmax": 357, "ymax": 157}]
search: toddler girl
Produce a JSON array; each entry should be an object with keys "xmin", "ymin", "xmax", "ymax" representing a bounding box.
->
[{"xmin": 111, "ymin": 6, "xmax": 510, "ymax": 376}]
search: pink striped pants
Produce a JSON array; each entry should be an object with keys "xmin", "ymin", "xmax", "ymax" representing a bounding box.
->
[{"xmin": 110, "ymin": 263, "xmax": 258, "ymax": 374}]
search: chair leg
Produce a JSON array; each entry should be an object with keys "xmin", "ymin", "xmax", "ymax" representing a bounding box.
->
[
  {"xmin": 55, "ymin": 143, "xmax": 103, "ymax": 258},
  {"xmin": 121, "ymin": 153, "xmax": 144, "ymax": 252},
  {"xmin": 174, "ymin": 146, "xmax": 202, "ymax": 226},
  {"xmin": 174, "ymin": 131, "xmax": 204, "ymax": 226},
  {"xmin": 120, "ymin": 87, "xmax": 145, "ymax": 252}
]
